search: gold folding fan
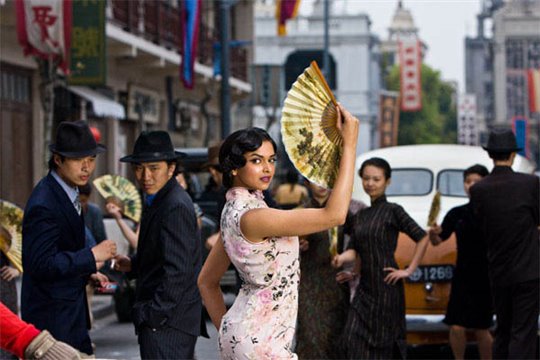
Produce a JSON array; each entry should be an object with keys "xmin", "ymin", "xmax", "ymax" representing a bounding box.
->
[
  {"xmin": 0, "ymin": 200, "xmax": 24, "ymax": 273},
  {"xmin": 93, "ymin": 175, "xmax": 142, "ymax": 223},
  {"xmin": 281, "ymin": 61, "xmax": 342, "ymax": 189},
  {"xmin": 427, "ymin": 191, "xmax": 441, "ymax": 227}
]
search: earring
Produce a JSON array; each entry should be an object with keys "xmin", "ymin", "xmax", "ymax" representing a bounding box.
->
[{"xmin": 232, "ymin": 170, "xmax": 237, "ymax": 176}]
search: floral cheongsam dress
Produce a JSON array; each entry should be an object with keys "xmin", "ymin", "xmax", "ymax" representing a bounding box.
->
[{"xmin": 219, "ymin": 187, "xmax": 300, "ymax": 360}]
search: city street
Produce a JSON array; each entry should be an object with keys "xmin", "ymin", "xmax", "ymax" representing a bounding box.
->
[{"xmin": 91, "ymin": 314, "xmax": 219, "ymax": 360}]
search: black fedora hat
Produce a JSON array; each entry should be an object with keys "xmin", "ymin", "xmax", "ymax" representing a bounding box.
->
[
  {"xmin": 120, "ymin": 131, "xmax": 185, "ymax": 163},
  {"xmin": 482, "ymin": 129, "xmax": 522, "ymax": 153},
  {"xmin": 49, "ymin": 120, "xmax": 106, "ymax": 157}
]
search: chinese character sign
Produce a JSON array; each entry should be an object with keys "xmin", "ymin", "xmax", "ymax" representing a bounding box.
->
[
  {"xmin": 379, "ymin": 92, "xmax": 400, "ymax": 148},
  {"xmin": 69, "ymin": 0, "xmax": 106, "ymax": 86},
  {"xmin": 398, "ymin": 38, "xmax": 422, "ymax": 112},
  {"xmin": 527, "ymin": 69, "xmax": 540, "ymax": 114},
  {"xmin": 276, "ymin": 0, "xmax": 300, "ymax": 36},
  {"xmin": 15, "ymin": 0, "xmax": 72, "ymax": 73},
  {"xmin": 512, "ymin": 117, "xmax": 529, "ymax": 158},
  {"xmin": 457, "ymin": 94, "xmax": 478, "ymax": 146},
  {"xmin": 180, "ymin": 0, "xmax": 201, "ymax": 89}
]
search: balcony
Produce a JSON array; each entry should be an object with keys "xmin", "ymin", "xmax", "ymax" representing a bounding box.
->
[{"xmin": 110, "ymin": 0, "xmax": 247, "ymax": 82}]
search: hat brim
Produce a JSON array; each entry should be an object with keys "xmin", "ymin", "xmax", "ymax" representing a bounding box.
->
[
  {"xmin": 49, "ymin": 144, "xmax": 107, "ymax": 157},
  {"xmin": 120, "ymin": 151, "xmax": 186, "ymax": 163},
  {"xmin": 482, "ymin": 146, "xmax": 523, "ymax": 153}
]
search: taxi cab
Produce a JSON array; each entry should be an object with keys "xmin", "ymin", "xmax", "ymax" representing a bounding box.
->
[{"xmin": 351, "ymin": 144, "xmax": 536, "ymax": 345}]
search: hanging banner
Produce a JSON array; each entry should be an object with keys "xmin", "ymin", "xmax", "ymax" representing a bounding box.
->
[
  {"xmin": 527, "ymin": 68, "xmax": 540, "ymax": 113},
  {"xmin": 379, "ymin": 91, "xmax": 400, "ymax": 148},
  {"xmin": 180, "ymin": 0, "xmax": 201, "ymax": 89},
  {"xmin": 276, "ymin": 0, "xmax": 300, "ymax": 36},
  {"xmin": 399, "ymin": 38, "xmax": 422, "ymax": 112},
  {"xmin": 457, "ymin": 94, "xmax": 478, "ymax": 146},
  {"xmin": 15, "ymin": 0, "xmax": 72, "ymax": 74},
  {"xmin": 69, "ymin": 0, "xmax": 106, "ymax": 85},
  {"xmin": 512, "ymin": 117, "xmax": 529, "ymax": 158}
]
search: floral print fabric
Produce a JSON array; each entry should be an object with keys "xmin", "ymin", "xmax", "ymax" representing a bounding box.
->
[{"xmin": 219, "ymin": 187, "xmax": 300, "ymax": 360}]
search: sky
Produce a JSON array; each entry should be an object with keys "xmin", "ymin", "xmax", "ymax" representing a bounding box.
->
[{"xmin": 299, "ymin": 0, "xmax": 483, "ymax": 92}]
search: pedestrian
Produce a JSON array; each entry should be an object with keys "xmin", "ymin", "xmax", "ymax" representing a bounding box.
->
[
  {"xmin": 470, "ymin": 129, "xmax": 539, "ymax": 359},
  {"xmin": 79, "ymin": 183, "xmax": 107, "ymax": 244},
  {"xmin": 294, "ymin": 180, "xmax": 357, "ymax": 359},
  {"xmin": 332, "ymin": 157, "xmax": 429, "ymax": 359},
  {"xmin": 197, "ymin": 104, "xmax": 359, "ymax": 360},
  {"xmin": 113, "ymin": 130, "xmax": 203, "ymax": 360},
  {"xmin": 0, "ymin": 246, "xmax": 20, "ymax": 360},
  {"xmin": 0, "ymin": 302, "xmax": 81, "ymax": 359},
  {"xmin": 429, "ymin": 164, "xmax": 493, "ymax": 359},
  {"xmin": 274, "ymin": 169, "xmax": 309, "ymax": 209},
  {"xmin": 21, "ymin": 120, "xmax": 117, "ymax": 357}
]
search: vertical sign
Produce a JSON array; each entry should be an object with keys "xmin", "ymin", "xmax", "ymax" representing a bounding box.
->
[
  {"xmin": 457, "ymin": 94, "xmax": 478, "ymax": 146},
  {"xmin": 512, "ymin": 117, "xmax": 529, "ymax": 158},
  {"xmin": 379, "ymin": 91, "xmax": 400, "ymax": 148},
  {"xmin": 69, "ymin": 0, "xmax": 106, "ymax": 85},
  {"xmin": 15, "ymin": 0, "xmax": 72, "ymax": 73},
  {"xmin": 399, "ymin": 38, "xmax": 422, "ymax": 112}
]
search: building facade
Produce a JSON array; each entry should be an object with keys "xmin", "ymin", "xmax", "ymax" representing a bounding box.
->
[
  {"xmin": 0, "ymin": 0, "xmax": 254, "ymax": 207},
  {"xmin": 253, "ymin": 0, "xmax": 381, "ymax": 155}
]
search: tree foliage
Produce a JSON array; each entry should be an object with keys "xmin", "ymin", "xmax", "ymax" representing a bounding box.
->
[{"xmin": 386, "ymin": 64, "xmax": 457, "ymax": 145}]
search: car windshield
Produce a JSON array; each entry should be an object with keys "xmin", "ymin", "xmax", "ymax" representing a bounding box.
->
[
  {"xmin": 386, "ymin": 169, "xmax": 433, "ymax": 196},
  {"xmin": 437, "ymin": 169, "xmax": 467, "ymax": 197}
]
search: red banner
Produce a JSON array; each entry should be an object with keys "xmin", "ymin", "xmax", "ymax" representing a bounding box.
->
[
  {"xmin": 527, "ymin": 68, "xmax": 540, "ymax": 113},
  {"xmin": 399, "ymin": 38, "xmax": 422, "ymax": 112},
  {"xmin": 276, "ymin": 0, "xmax": 300, "ymax": 36},
  {"xmin": 15, "ymin": 0, "xmax": 72, "ymax": 73}
]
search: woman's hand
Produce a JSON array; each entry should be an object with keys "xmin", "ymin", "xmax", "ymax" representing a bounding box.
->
[
  {"xmin": 383, "ymin": 267, "xmax": 411, "ymax": 285},
  {"xmin": 105, "ymin": 202, "xmax": 123, "ymax": 220},
  {"xmin": 332, "ymin": 254, "xmax": 343, "ymax": 268},
  {"xmin": 299, "ymin": 238, "xmax": 309, "ymax": 252},
  {"xmin": 428, "ymin": 224, "xmax": 443, "ymax": 246},
  {"xmin": 0, "ymin": 266, "xmax": 20, "ymax": 281},
  {"xmin": 336, "ymin": 103, "xmax": 359, "ymax": 147},
  {"xmin": 336, "ymin": 270, "xmax": 357, "ymax": 284}
]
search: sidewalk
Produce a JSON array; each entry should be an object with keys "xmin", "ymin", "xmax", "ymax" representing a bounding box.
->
[{"xmin": 91, "ymin": 295, "xmax": 115, "ymax": 320}]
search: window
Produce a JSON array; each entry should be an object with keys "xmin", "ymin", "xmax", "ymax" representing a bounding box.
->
[
  {"xmin": 438, "ymin": 170, "xmax": 466, "ymax": 197},
  {"xmin": 386, "ymin": 169, "xmax": 433, "ymax": 196}
]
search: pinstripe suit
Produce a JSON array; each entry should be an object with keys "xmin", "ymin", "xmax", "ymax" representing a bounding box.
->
[{"xmin": 129, "ymin": 177, "xmax": 202, "ymax": 359}]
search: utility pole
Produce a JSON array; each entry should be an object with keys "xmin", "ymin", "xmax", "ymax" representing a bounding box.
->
[
  {"xmin": 323, "ymin": 0, "xmax": 330, "ymax": 80},
  {"xmin": 219, "ymin": 0, "xmax": 231, "ymax": 138}
]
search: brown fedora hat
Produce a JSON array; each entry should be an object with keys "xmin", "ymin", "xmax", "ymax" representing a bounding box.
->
[
  {"xmin": 49, "ymin": 120, "xmax": 106, "ymax": 157},
  {"xmin": 202, "ymin": 142, "xmax": 223, "ymax": 170}
]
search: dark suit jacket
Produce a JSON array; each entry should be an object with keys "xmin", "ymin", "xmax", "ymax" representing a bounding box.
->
[
  {"xmin": 470, "ymin": 166, "xmax": 539, "ymax": 287},
  {"xmin": 21, "ymin": 173, "xmax": 97, "ymax": 355},
  {"xmin": 130, "ymin": 177, "xmax": 202, "ymax": 337}
]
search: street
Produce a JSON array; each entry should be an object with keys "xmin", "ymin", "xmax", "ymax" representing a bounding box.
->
[{"xmin": 91, "ymin": 314, "xmax": 220, "ymax": 360}]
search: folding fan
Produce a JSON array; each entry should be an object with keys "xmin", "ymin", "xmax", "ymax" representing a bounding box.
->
[
  {"xmin": 281, "ymin": 61, "xmax": 341, "ymax": 189},
  {"xmin": 0, "ymin": 200, "xmax": 24, "ymax": 273},
  {"xmin": 93, "ymin": 175, "xmax": 142, "ymax": 222},
  {"xmin": 427, "ymin": 191, "xmax": 441, "ymax": 226}
]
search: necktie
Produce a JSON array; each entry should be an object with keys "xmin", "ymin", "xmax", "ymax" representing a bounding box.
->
[{"xmin": 74, "ymin": 195, "xmax": 82, "ymax": 215}]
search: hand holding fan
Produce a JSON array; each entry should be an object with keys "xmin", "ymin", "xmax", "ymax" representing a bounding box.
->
[
  {"xmin": 0, "ymin": 200, "xmax": 24, "ymax": 273},
  {"xmin": 93, "ymin": 175, "xmax": 142, "ymax": 222},
  {"xmin": 281, "ymin": 61, "xmax": 342, "ymax": 189}
]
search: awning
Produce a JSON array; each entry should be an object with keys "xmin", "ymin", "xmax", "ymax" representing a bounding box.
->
[{"xmin": 69, "ymin": 86, "xmax": 125, "ymax": 119}]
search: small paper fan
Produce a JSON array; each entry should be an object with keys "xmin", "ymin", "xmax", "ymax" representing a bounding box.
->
[
  {"xmin": 0, "ymin": 200, "xmax": 24, "ymax": 273},
  {"xmin": 281, "ymin": 61, "xmax": 342, "ymax": 188},
  {"xmin": 93, "ymin": 175, "xmax": 142, "ymax": 222},
  {"xmin": 427, "ymin": 191, "xmax": 441, "ymax": 227}
]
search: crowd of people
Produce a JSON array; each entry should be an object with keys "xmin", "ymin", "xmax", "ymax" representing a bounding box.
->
[{"xmin": 0, "ymin": 112, "xmax": 538, "ymax": 360}]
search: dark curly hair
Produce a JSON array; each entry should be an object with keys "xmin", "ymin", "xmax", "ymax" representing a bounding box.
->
[{"xmin": 219, "ymin": 127, "xmax": 277, "ymax": 188}]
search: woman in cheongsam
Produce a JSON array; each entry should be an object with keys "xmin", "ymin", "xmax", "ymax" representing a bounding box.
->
[
  {"xmin": 333, "ymin": 157, "xmax": 429, "ymax": 359},
  {"xmin": 198, "ymin": 104, "xmax": 359, "ymax": 360}
]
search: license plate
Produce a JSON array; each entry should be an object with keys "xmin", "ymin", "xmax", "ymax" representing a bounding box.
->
[{"xmin": 407, "ymin": 265, "xmax": 454, "ymax": 283}]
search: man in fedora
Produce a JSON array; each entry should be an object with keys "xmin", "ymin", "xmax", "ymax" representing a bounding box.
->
[
  {"xmin": 470, "ymin": 128, "xmax": 539, "ymax": 359},
  {"xmin": 113, "ymin": 131, "xmax": 202, "ymax": 359},
  {"xmin": 21, "ymin": 120, "xmax": 118, "ymax": 357}
]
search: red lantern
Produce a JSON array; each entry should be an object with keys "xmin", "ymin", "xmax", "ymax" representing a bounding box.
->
[{"xmin": 90, "ymin": 126, "xmax": 101, "ymax": 143}]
